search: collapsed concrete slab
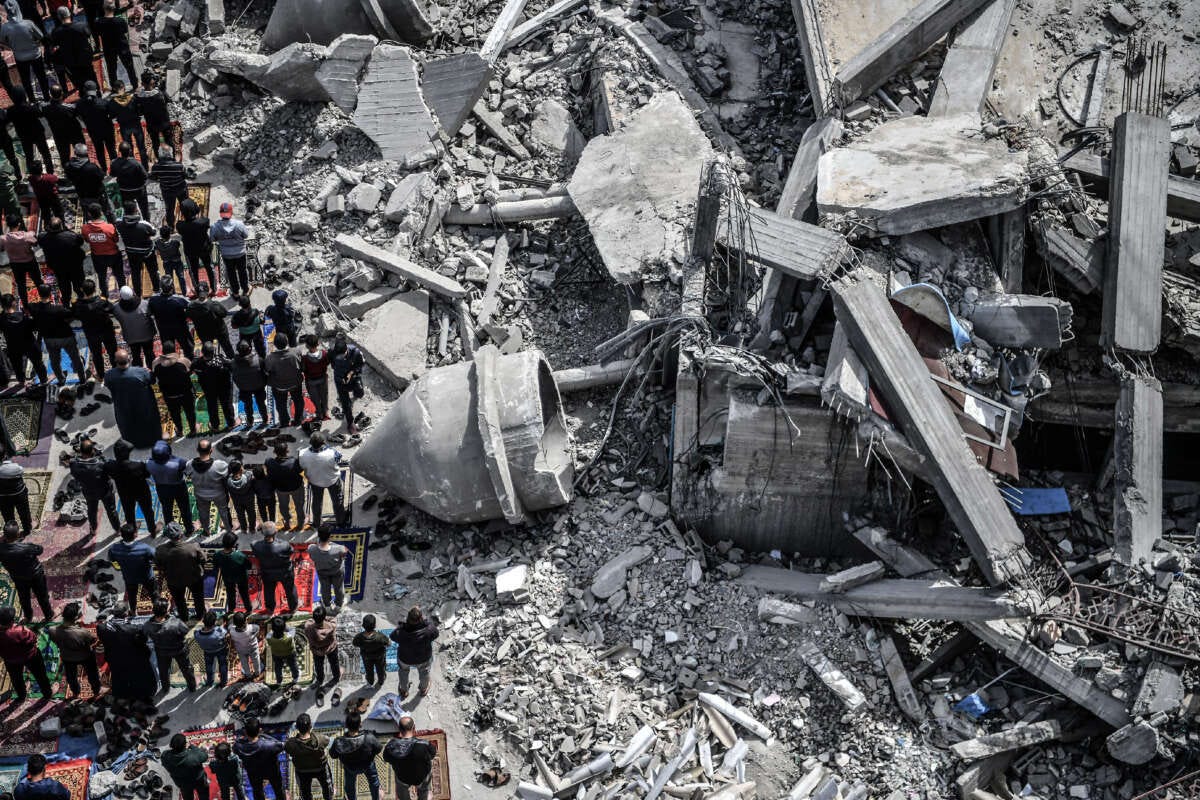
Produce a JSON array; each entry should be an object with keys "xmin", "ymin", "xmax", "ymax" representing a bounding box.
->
[
  {"xmin": 339, "ymin": 285, "xmax": 401, "ymax": 319},
  {"xmin": 928, "ymin": 0, "xmax": 1017, "ymax": 116},
  {"xmin": 817, "ymin": 113, "xmax": 1028, "ymax": 236},
  {"xmin": 260, "ymin": 43, "xmax": 333, "ymax": 102},
  {"xmin": 350, "ymin": 347, "xmax": 573, "ymax": 524},
  {"xmin": 568, "ymin": 91, "xmax": 715, "ymax": 284},
  {"xmin": 353, "ymin": 44, "xmax": 441, "ymax": 164},
  {"xmin": 965, "ymin": 294, "xmax": 1073, "ymax": 349},
  {"xmin": 314, "ymin": 34, "xmax": 377, "ymax": 114},
  {"xmin": 263, "ymin": 0, "xmax": 432, "ymax": 50},
  {"xmin": 350, "ymin": 290, "xmax": 429, "ymax": 389},
  {"xmin": 1112, "ymin": 372, "xmax": 1163, "ymax": 567},
  {"xmin": 334, "ymin": 233, "xmax": 467, "ymax": 298},
  {"xmin": 420, "ymin": 52, "xmax": 493, "ymax": 139},
  {"xmin": 527, "ymin": 99, "xmax": 586, "ymax": 164}
]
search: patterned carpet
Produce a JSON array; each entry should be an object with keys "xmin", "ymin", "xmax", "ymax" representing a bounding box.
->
[
  {"xmin": 0, "ymin": 696, "xmax": 61, "ymax": 755},
  {"xmin": 45, "ymin": 756, "xmax": 91, "ymax": 800},
  {"xmin": 207, "ymin": 546, "xmax": 317, "ymax": 616},
  {"xmin": 0, "ymin": 623, "xmax": 109, "ymax": 700},
  {"xmin": 0, "ymin": 397, "xmax": 43, "ymax": 455},
  {"xmin": 171, "ymin": 628, "xmax": 315, "ymax": 688},
  {"xmin": 302, "ymin": 529, "xmax": 371, "ymax": 605}
]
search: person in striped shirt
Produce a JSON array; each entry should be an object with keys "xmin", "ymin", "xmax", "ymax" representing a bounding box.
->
[{"xmin": 150, "ymin": 144, "xmax": 188, "ymax": 226}]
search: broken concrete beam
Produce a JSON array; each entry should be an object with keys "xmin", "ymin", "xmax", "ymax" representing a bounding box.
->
[
  {"xmin": 420, "ymin": 52, "xmax": 492, "ymax": 138},
  {"xmin": 351, "ymin": 348, "xmax": 572, "ymax": 524},
  {"xmin": 569, "ymin": 92, "xmax": 715, "ymax": 285},
  {"xmin": 818, "ymin": 561, "xmax": 886, "ymax": 593},
  {"xmin": 339, "ymin": 286, "xmax": 401, "ymax": 319},
  {"xmin": 954, "ymin": 754, "xmax": 1012, "ymax": 800},
  {"xmin": 967, "ymin": 619, "xmax": 1130, "ymax": 727},
  {"xmin": 928, "ymin": 0, "xmax": 1017, "ymax": 116},
  {"xmin": 831, "ymin": 272, "xmax": 1031, "ymax": 585},
  {"xmin": 350, "ymin": 291, "xmax": 429, "ymax": 389},
  {"xmin": 988, "ymin": 206, "xmax": 1026, "ymax": 294},
  {"xmin": 740, "ymin": 566, "xmax": 1026, "ymax": 620},
  {"xmin": 192, "ymin": 125, "xmax": 224, "ymax": 156},
  {"xmin": 950, "ymin": 720, "xmax": 1062, "ymax": 761},
  {"xmin": 778, "ymin": 117, "xmax": 841, "ymax": 221},
  {"xmin": 205, "ymin": 0, "xmax": 224, "ymax": 34},
  {"xmin": 720, "ymin": 206, "xmax": 850, "ymax": 281},
  {"xmin": 443, "ymin": 195, "xmax": 577, "ymax": 226},
  {"xmin": 503, "ymin": 0, "xmax": 586, "ymax": 50},
  {"xmin": 472, "ymin": 102, "xmax": 532, "ymax": 159},
  {"xmin": 334, "ymin": 233, "xmax": 468, "ymax": 298},
  {"xmin": 263, "ymin": 0, "xmax": 431, "ymax": 50},
  {"xmin": 315, "ymin": 34, "xmax": 377, "ymax": 114},
  {"xmin": 551, "ymin": 359, "xmax": 636, "ymax": 393},
  {"xmin": 821, "ymin": 322, "xmax": 870, "ymax": 422},
  {"xmin": 817, "ymin": 113, "xmax": 1028, "ymax": 237},
  {"xmin": 591, "ymin": 545, "xmax": 652, "ymax": 599},
  {"xmin": 477, "ymin": 236, "xmax": 509, "ymax": 330},
  {"xmin": 756, "ymin": 596, "xmax": 818, "ymax": 625},
  {"xmin": 965, "ymin": 294, "xmax": 1073, "ymax": 349},
  {"xmin": 1063, "ymin": 149, "xmax": 1200, "ymax": 223},
  {"xmin": 879, "ymin": 635, "xmax": 923, "ymax": 723},
  {"xmin": 384, "ymin": 172, "xmax": 435, "ymax": 226},
  {"xmin": 1100, "ymin": 112, "xmax": 1169, "ymax": 353},
  {"xmin": 479, "ymin": 0, "xmax": 529, "ymax": 64},
  {"xmin": 696, "ymin": 693, "xmax": 771, "ymax": 740},
  {"xmin": 851, "ymin": 527, "xmax": 938, "ymax": 578},
  {"xmin": 353, "ymin": 44, "xmax": 440, "ymax": 164},
  {"xmin": 1112, "ymin": 372, "xmax": 1163, "ymax": 567},
  {"xmin": 594, "ymin": 8, "xmax": 738, "ymax": 154},
  {"xmin": 796, "ymin": 639, "xmax": 868, "ymax": 711},
  {"xmin": 1035, "ymin": 224, "xmax": 1104, "ymax": 295},
  {"xmin": 833, "ymin": 0, "xmax": 992, "ymax": 104}
]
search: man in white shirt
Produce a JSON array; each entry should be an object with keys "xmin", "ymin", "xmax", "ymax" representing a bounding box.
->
[{"xmin": 298, "ymin": 432, "xmax": 345, "ymax": 526}]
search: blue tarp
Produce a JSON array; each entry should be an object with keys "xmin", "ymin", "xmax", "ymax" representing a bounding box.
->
[{"xmin": 1004, "ymin": 487, "xmax": 1071, "ymax": 516}]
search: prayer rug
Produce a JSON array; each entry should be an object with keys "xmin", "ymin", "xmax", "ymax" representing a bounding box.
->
[
  {"xmin": 14, "ymin": 402, "xmax": 56, "ymax": 469},
  {"xmin": 0, "ymin": 624, "xmax": 109, "ymax": 700},
  {"xmin": 206, "ymin": 546, "xmax": 317, "ymax": 616},
  {"xmin": 303, "ymin": 528, "xmax": 371, "ymax": 605},
  {"xmin": 0, "ymin": 397, "xmax": 43, "ymax": 454},
  {"xmin": 45, "ymin": 757, "xmax": 92, "ymax": 800},
  {"xmin": 171, "ymin": 630, "xmax": 315, "ymax": 688},
  {"xmin": 185, "ymin": 724, "xmax": 236, "ymax": 800},
  {"xmin": 0, "ymin": 696, "xmax": 61, "ymax": 755}
]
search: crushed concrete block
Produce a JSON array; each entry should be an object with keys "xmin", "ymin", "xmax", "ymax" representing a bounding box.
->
[
  {"xmin": 819, "ymin": 561, "xmax": 886, "ymax": 593},
  {"xmin": 353, "ymin": 43, "xmax": 440, "ymax": 163},
  {"xmin": 384, "ymin": 171, "xmax": 436, "ymax": 225},
  {"xmin": 568, "ymin": 91, "xmax": 714, "ymax": 284},
  {"xmin": 207, "ymin": 49, "xmax": 271, "ymax": 83},
  {"xmin": 315, "ymin": 33, "xmax": 377, "ymax": 114},
  {"xmin": 345, "ymin": 263, "xmax": 382, "ymax": 291},
  {"xmin": 192, "ymin": 125, "xmax": 224, "ymax": 156},
  {"xmin": 259, "ymin": 42, "xmax": 332, "ymax": 102},
  {"xmin": 206, "ymin": 0, "xmax": 225, "ymax": 34},
  {"xmin": 339, "ymin": 286, "xmax": 402, "ymax": 319},
  {"xmin": 527, "ymin": 98, "xmax": 585, "ymax": 164},
  {"xmin": 591, "ymin": 545, "xmax": 653, "ymax": 599},
  {"xmin": 350, "ymin": 290, "xmax": 429, "ymax": 389},
  {"xmin": 817, "ymin": 113, "xmax": 1029, "ymax": 236},
  {"xmin": 311, "ymin": 140, "xmax": 339, "ymax": 161},
  {"xmin": 326, "ymin": 194, "xmax": 346, "ymax": 215},
  {"xmin": 1108, "ymin": 2, "xmax": 1138, "ymax": 28},
  {"xmin": 316, "ymin": 311, "xmax": 350, "ymax": 337},
  {"xmin": 164, "ymin": 69, "xmax": 181, "ymax": 99},
  {"xmin": 1106, "ymin": 721, "xmax": 1159, "ymax": 765},
  {"xmin": 347, "ymin": 182, "xmax": 383, "ymax": 213},
  {"xmin": 1132, "ymin": 662, "xmax": 1183, "ymax": 716},
  {"xmin": 496, "ymin": 564, "xmax": 530, "ymax": 603},
  {"xmin": 289, "ymin": 210, "xmax": 321, "ymax": 235}
]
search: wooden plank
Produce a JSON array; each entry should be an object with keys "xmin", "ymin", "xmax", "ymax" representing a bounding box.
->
[
  {"xmin": 928, "ymin": 0, "xmax": 1017, "ymax": 116},
  {"xmin": 1100, "ymin": 112, "xmax": 1169, "ymax": 353},
  {"xmin": 834, "ymin": 0, "xmax": 991, "ymax": 104},
  {"xmin": 1061, "ymin": 150, "xmax": 1200, "ymax": 223},
  {"xmin": 334, "ymin": 233, "xmax": 468, "ymax": 299},
  {"xmin": 831, "ymin": 272, "xmax": 1030, "ymax": 586},
  {"xmin": 738, "ymin": 566, "xmax": 1026, "ymax": 620},
  {"xmin": 1112, "ymin": 373, "xmax": 1163, "ymax": 566},
  {"xmin": 503, "ymin": 0, "xmax": 586, "ymax": 50},
  {"xmin": 479, "ymin": 0, "xmax": 529, "ymax": 64}
]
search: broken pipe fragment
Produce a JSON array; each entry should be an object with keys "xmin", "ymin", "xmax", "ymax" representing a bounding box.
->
[{"xmin": 350, "ymin": 346, "xmax": 573, "ymax": 524}]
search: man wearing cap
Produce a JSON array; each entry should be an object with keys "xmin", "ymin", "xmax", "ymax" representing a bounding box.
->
[
  {"xmin": 150, "ymin": 144, "xmax": 188, "ymax": 227},
  {"xmin": 147, "ymin": 276, "xmax": 194, "ymax": 359},
  {"xmin": 75, "ymin": 81, "xmax": 117, "ymax": 170},
  {"xmin": 155, "ymin": 522, "xmax": 205, "ymax": 621},
  {"xmin": 211, "ymin": 202, "xmax": 250, "ymax": 296},
  {"xmin": 112, "ymin": 286, "xmax": 157, "ymax": 367},
  {"xmin": 104, "ymin": 349, "xmax": 163, "ymax": 448}
]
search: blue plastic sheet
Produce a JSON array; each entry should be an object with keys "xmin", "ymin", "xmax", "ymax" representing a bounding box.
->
[
  {"xmin": 1004, "ymin": 487, "xmax": 1071, "ymax": 516},
  {"xmin": 954, "ymin": 693, "xmax": 991, "ymax": 719},
  {"xmin": 890, "ymin": 283, "xmax": 972, "ymax": 351}
]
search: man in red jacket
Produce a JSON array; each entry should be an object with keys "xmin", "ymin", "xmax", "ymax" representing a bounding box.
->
[{"xmin": 0, "ymin": 605, "xmax": 52, "ymax": 702}]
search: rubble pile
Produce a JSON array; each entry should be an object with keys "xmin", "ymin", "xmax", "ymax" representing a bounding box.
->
[{"xmin": 162, "ymin": 0, "xmax": 1200, "ymax": 795}]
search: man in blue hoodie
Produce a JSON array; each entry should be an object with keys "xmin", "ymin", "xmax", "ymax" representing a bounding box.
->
[
  {"xmin": 109, "ymin": 523, "xmax": 156, "ymax": 610},
  {"xmin": 13, "ymin": 755, "xmax": 69, "ymax": 800},
  {"xmin": 147, "ymin": 439, "xmax": 194, "ymax": 533},
  {"xmin": 234, "ymin": 717, "xmax": 286, "ymax": 800},
  {"xmin": 263, "ymin": 289, "xmax": 298, "ymax": 345}
]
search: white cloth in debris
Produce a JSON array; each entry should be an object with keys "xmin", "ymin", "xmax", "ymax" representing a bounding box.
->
[{"xmin": 367, "ymin": 692, "xmax": 411, "ymax": 726}]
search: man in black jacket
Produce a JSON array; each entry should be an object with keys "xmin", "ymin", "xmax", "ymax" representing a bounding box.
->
[
  {"xmin": 38, "ymin": 216, "xmax": 86, "ymax": 305},
  {"xmin": 28, "ymin": 283, "xmax": 86, "ymax": 384},
  {"xmin": 192, "ymin": 342, "xmax": 235, "ymax": 432},
  {"xmin": 72, "ymin": 278, "xmax": 118, "ymax": 377},
  {"xmin": 40, "ymin": 84, "xmax": 84, "ymax": 174},
  {"xmin": 176, "ymin": 198, "xmax": 215, "ymax": 290},
  {"xmin": 382, "ymin": 717, "xmax": 435, "ymax": 800},
  {"xmin": 65, "ymin": 142, "xmax": 111, "ymax": 217},
  {"xmin": 94, "ymin": 0, "xmax": 136, "ymax": 94},
  {"xmin": 108, "ymin": 141, "xmax": 149, "ymax": 219},
  {"xmin": 186, "ymin": 281, "xmax": 233, "ymax": 356},
  {"xmin": 68, "ymin": 438, "xmax": 120, "ymax": 534},
  {"xmin": 0, "ymin": 521, "xmax": 51, "ymax": 622},
  {"xmin": 329, "ymin": 713, "xmax": 383, "ymax": 800},
  {"xmin": 136, "ymin": 71, "xmax": 172, "ymax": 156},
  {"xmin": 48, "ymin": 7, "xmax": 94, "ymax": 94},
  {"xmin": 150, "ymin": 145, "xmax": 188, "ymax": 227},
  {"xmin": 152, "ymin": 341, "xmax": 196, "ymax": 438},
  {"xmin": 107, "ymin": 80, "xmax": 147, "ymax": 167},
  {"xmin": 154, "ymin": 522, "xmax": 205, "ymax": 620},
  {"xmin": 0, "ymin": 293, "xmax": 47, "ymax": 385},
  {"xmin": 115, "ymin": 199, "xmax": 159, "ymax": 291},
  {"xmin": 142, "ymin": 596, "xmax": 196, "ymax": 692},
  {"xmin": 6, "ymin": 86, "xmax": 52, "ymax": 176},
  {"xmin": 148, "ymin": 277, "xmax": 194, "ymax": 359},
  {"xmin": 250, "ymin": 522, "xmax": 296, "ymax": 616},
  {"xmin": 75, "ymin": 82, "xmax": 116, "ymax": 170},
  {"xmin": 0, "ymin": 456, "xmax": 31, "ymax": 536},
  {"xmin": 104, "ymin": 439, "xmax": 155, "ymax": 528}
]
